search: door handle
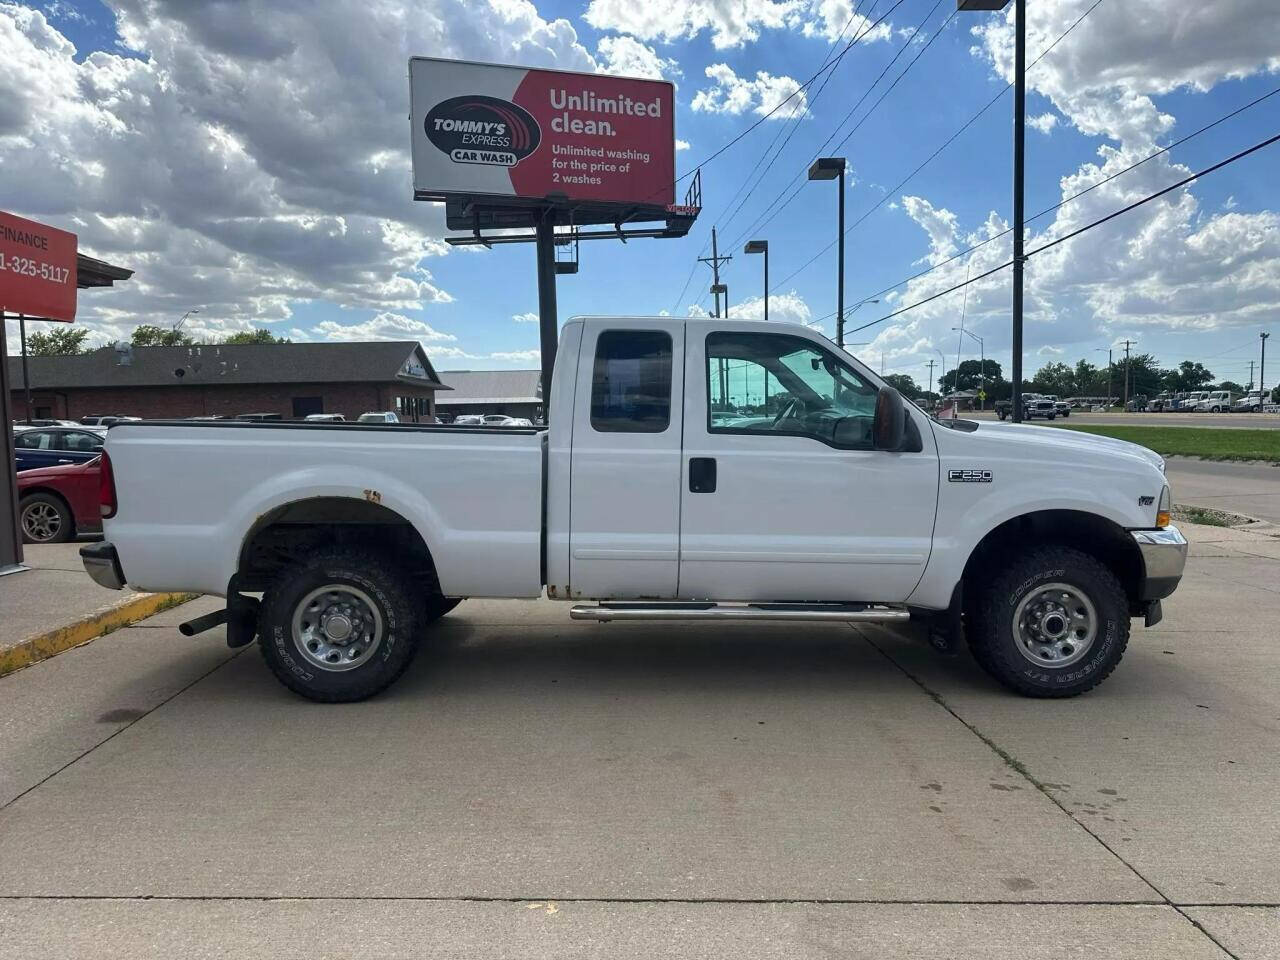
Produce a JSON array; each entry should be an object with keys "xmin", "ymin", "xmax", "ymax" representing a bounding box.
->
[{"xmin": 689, "ymin": 457, "xmax": 717, "ymax": 493}]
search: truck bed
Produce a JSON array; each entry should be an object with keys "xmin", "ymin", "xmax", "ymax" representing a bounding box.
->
[{"xmin": 103, "ymin": 420, "xmax": 545, "ymax": 598}]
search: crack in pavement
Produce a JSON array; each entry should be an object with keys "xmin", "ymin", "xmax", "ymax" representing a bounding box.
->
[{"xmin": 854, "ymin": 627, "xmax": 1243, "ymax": 960}]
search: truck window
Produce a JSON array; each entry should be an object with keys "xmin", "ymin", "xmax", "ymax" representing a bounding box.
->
[
  {"xmin": 590, "ymin": 330, "xmax": 672, "ymax": 433},
  {"xmin": 706, "ymin": 331, "xmax": 879, "ymax": 449}
]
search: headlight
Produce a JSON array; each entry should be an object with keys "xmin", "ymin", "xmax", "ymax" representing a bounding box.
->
[{"xmin": 1157, "ymin": 485, "xmax": 1171, "ymax": 528}]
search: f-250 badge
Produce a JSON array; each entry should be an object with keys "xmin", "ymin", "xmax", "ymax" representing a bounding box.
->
[{"xmin": 948, "ymin": 469, "xmax": 993, "ymax": 483}]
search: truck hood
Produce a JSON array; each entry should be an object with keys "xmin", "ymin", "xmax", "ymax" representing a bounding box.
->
[{"xmin": 940, "ymin": 420, "xmax": 1165, "ymax": 473}]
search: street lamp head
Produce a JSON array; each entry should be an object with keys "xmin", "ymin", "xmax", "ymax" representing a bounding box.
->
[
  {"xmin": 807, "ymin": 157, "xmax": 845, "ymax": 181},
  {"xmin": 957, "ymin": 0, "xmax": 1011, "ymax": 10},
  {"xmin": 744, "ymin": 240, "xmax": 768, "ymax": 255}
]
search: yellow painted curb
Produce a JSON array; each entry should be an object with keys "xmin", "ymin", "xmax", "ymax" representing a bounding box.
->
[{"xmin": 0, "ymin": 592, "xmax": 199, "ymax": 679}]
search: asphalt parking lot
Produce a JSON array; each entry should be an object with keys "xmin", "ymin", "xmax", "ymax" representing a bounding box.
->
[{"xmin": 1, "ymin": 521, "xmax": 1277, "ymax": 958}]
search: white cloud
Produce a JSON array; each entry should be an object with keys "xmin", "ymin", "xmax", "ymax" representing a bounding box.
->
[
  {"xmin": 799, "ymin": 0, "xmax": 892, "ymax": 44},
  {"xmin": 1037, "ymin": 345, "xmax": 1065, "ymax": 356},
  {"xmin": 489, "ymin": 348, "xmax": 541, "ymax": 363},
  {"xmin": 314, "ymin": 312, "xmax": 458, "ymax": 343},
  {"xmin": 584, "ymin": 0, "xmax": 800, "ymax": 50},
  {"xmin": 0, "ymin": 0, "xmax": 597, "ymax": 344},
  {"xmin": 691, "ymin": 64, "xmax": 807, "ymax": 119},
  {"xmin": 731, "ymin": 290, "xmax": 816, "ymax": 328},
  {"xmin": 596, "ymin": 35, "xmax": 678, "ymax": 81},
  {"xmin": 971, "ymin": 0, "xmax": 1280, "ymax": 147},
  {"xmin": 1028, "ymin": 112, "xmax": 1059, "ymax": 134},
  {"xmin": 1223, "ymin": 195, "xmax": 1238, "ymax": 211},
  {"xmin": 512, "ymin": 312, "xmax": 539, "ymax": 323},
  {"xmin": 675, "ymin": 138, "xmax": 691, "ymax": 151}
]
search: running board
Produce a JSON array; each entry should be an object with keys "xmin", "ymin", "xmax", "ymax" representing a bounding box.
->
[{"xmin": 569, "ymin": 601, "xmax": 910, "ymax": 623}]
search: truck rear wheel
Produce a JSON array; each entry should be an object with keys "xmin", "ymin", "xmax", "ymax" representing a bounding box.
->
[
  {"xmin": 969, "ymin": 546, "xmax": 1129, "ymax": 697},
  {"xmin": 259, "ymin": 548, "xmax": 421, "ymax": 702}
]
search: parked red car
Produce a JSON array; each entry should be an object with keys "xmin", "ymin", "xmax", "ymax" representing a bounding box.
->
[{"xmin": 16, "ymin": 457, "xmax": 102, "ymax": 544}]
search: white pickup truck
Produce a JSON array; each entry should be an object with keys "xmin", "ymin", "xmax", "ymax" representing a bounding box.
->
[{"xmin": 81, "ymin": 317, "xmax": 1186, "ymax": 702}]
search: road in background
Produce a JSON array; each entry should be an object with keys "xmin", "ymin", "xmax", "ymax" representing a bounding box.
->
[
  {"xmin": 1167, "ymin": 457, "xmax": 1280, "ymax": 525},
  {"xmin": 965, "ymin": 411, "xmax": 1280, "ymax": 430}
]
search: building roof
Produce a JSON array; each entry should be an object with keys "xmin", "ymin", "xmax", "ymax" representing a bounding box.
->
[
  {"xmin": 437, "ymin": 369, "xmax": 542, "ymax": 405},
  {"xmin": 77, "ymin": 254, "xmax": 133, "ymax": 289},
  {"xmin": 7, "ymin": 341, "xmax": 449, "ymax": 391}
]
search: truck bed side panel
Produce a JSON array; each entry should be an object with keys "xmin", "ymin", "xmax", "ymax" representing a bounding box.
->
[{"xmin": 103, "ymin": 423, "xmax": 544, "ymax": 598}]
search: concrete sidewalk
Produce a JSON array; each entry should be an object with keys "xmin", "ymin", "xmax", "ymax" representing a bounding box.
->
[
  {"xmin": 0, "ymin": 542, "xmax": 194, "ymax": 676},
  {"xmin": 0, "ymin": 524, "xmax": 1275, "ymax": 958}
]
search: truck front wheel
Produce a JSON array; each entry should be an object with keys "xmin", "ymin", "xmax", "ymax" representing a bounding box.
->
[
  {"xmin": 259, "ymin": 548, "xmax": 421, "ymax": 702},
  {"xmin": 969, "ymin": 547, "xmax": 1129, "ymax": 697}
]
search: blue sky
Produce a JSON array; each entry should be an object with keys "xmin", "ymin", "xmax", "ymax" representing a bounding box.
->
[{"xmin": 3, "ymin": 0, "xmax": 1278, "ymax": 390}]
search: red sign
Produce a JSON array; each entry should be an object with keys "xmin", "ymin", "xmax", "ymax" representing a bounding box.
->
[
  {"xmin": 0, "ymin": 211, "xmax": 77, "ymax": 321},
  {"xmin": 410, "ymin": 58, "xmax": 676, "ymax": 210}
]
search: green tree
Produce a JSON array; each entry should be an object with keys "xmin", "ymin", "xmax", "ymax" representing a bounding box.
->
[
  {"xmin": 939, "ymin": 358, "xmax": 1003, "ymax": 394},
  {"xmin": 1030, "ymin": 361, "xmax": 1075, "ymax": 396},
  {"xmin": 882, "ymin": 373, "xmax": 921, "ymax": 400},
  {"xmin": 222, "ymin": 329, "xmax": 290, "ymax": 345},
  {"xmin": 25, "ymin": 326, "xmax": 91, "ymax": 356},
  {"xmin": 1072, "ymin": 359, "xmax": 1099, "ymax": 395},
  {"xmin": 1215, "ymin": 380, "xmax": 1244, "ymax": 394},
  {"xmin": 131, "ymin": 324, "xmax": 194, "ymax": 347},
  {"xmin": 1164, "ymin": 360, "xmax": 1215, "ymax": 393}
]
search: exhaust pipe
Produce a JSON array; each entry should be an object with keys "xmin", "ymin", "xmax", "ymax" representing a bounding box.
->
[{"xmin": 179, "ymin": 608, "xmax": 229, "ymax": 637}]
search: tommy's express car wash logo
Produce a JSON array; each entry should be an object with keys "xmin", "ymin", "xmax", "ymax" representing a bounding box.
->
[{"xmin": 425, "ymin": 95, "xmax": 541, "ymax": 167}]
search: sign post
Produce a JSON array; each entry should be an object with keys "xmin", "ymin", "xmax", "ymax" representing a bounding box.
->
[
  {"xmin": 409, "ymin": 58, "xmax": 696, "ymax": 414},
  {"xmin": 1, "ymin": 211, "xmax": 78, "ymax": 572}
]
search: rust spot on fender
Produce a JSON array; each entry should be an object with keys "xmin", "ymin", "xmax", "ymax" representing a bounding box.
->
[{"xmin": 363, "ymin": 489, "xmax": 382, "ymax": 504}]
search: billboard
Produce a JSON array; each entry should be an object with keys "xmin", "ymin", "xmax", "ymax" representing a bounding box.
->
[
  {"xmin": 0, "ymin": 211, "xmax": 77, "ymax": 321},
  {"xmin": 409, "ymin": 58, "xmax": 676, "ymax": 212}
]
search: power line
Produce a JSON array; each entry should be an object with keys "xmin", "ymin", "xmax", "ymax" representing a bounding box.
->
[
  {"xmin": 772, "ymin": 0, "xmax": 1108, "ymax": 292},
  {"xmin": 671, "ymin": 0, "xmax": 880, "ymax": 312},
  {"xmin": 847, "ymin": 130, "xmax": 1280, "ymax": 335},
  {"xmin": 724, "ymin": 0, "xmax": 955, "ymax": 257},
  {"xmin": 807, "ymin": 83, "xmax": 1280, "ymax": 326}
]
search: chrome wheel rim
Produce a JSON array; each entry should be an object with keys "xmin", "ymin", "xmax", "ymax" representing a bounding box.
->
[
  {"xmin": 291, "ymin": 585, "xmax": 383, "ymax": 672},
  {"xmin": 22, "ymin": 502, "xmax": 62, "ymax": 542},
  {"xmin": 1013, "ymin": 582, "xmax": 1097, "ymax": 669}
]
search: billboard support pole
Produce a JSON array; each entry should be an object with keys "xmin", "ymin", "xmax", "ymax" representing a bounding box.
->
[
  {"xmin": 535, "ymin": 211, "xmax": 558, "ymax": 418},
  {"xmin": 19, "ymin": 314, "xmax": 32, "ymax": 424}
]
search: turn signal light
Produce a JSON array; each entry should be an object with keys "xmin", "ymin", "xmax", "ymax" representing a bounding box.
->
[
  {"xmin": 99, "ymin": 449, "xmax": 118, "ymax": 519},
  {"xmin": 1156, "ymin": 485, "xmax": 1171, "ymax": 528}
]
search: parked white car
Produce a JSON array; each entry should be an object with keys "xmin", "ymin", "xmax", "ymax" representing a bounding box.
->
[
  {"xmin": 83, "ymin": 316, "xmax": 1185, "ymax": 703},
  {"xmin": 357, "ymin": 411, "xmax": 400, "ymax": 424},
  {"xmin": 304, "ymin": 413, "xmax": 345, "ymax": 422},
  {"xmin": 451, "ymin": 414, "xmax": 485, "ymax": 425}
]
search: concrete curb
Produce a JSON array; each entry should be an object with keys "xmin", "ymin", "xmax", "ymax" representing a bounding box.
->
[{"xmin": 0, "ymin": 592, "xmax": 199, "ymax": 679}]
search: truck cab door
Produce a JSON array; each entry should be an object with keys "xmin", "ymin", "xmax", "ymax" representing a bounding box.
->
[
  {"xmin": 678, "ymin": 325, "xmax": 939, "ymax": 603},
  {"xmin": 568, "ymin": 320, "xmax": 685, "ymax": 599}
]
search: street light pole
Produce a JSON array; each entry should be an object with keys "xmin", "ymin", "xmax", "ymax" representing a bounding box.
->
[
  {"xmin": 1095, "ymin": 347, "xmax": 1113, "ymax": 408},
  {"xmin": 1262, "ymin": 331, "xmax": 1270, "ymax": 411},
  {"xmin": 809, "ymin": 158, "xmax": 847, "ymax": 344},
  {"xmin": 744, "ymin": 240, "xmax": 769, "ymax": 322},
  {"xmin": 958, "ymin": 0, "xmax": 1023, "ymax": 422}
]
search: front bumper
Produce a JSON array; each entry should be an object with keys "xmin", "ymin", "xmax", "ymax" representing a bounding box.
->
[
  {"xmin": 80, "ymin": 541, "xmax": 125, "ymax": 590},
  {"xmin": 1131, "ymin": 525, "xmax": 1188, "ymax": 601}
]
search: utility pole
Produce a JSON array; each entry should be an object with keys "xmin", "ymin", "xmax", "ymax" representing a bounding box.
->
[
  {"xmin": 1121, "ymin": 339, "xmax": 1134, "ymax": 408},
  {"xmin": 19, "ymin": 314, "xmax": 32, "ymax": 424},
  {"xmin": 1011, "ymin": 0, "xmax": 1026, "ymax": 423},
  {"xmin": 1248, "ymin": 360, "xmax": 1255, "ymax": 392},
  {"xmin": 1261, "ymin": 331, "xmax": 1270, "ymax": 410},
  {"xmin": 925, "ymin": 359, "xmax": 937, "ymax": 407},
  {"xmin": 698, "ymin": 227, "xmax": 732, "ymax": 319}
]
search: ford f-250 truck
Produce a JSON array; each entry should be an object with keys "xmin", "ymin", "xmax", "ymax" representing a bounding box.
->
[{"xmin": 81, "ymin": 317, "xmax": 1187, "ymax": 702}]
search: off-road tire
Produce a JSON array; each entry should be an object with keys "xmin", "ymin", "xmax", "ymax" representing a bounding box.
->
[
  {"xmin": 20, "ymin": 492, "xmax": 73, "ymax": 544},
  {"xmin": 259, "ymin": 548, "xmax": 421, "ymax": 702},
  {"xmin": 969, "ymin": 546, "xmax": 1129, "ymax": 698}
]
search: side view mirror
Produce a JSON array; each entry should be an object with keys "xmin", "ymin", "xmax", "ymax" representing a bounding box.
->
[{"xmin": 872, "ymin": 387, "xmax": 906, "ymax": 451}]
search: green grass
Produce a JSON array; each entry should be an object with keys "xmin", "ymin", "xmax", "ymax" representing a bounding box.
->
[{"xmin": 1047, "ymin": 423, "xmax": 1280, "ymax": 462}]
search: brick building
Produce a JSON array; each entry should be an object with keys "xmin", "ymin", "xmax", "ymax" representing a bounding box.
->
[{"xmin": 8, "ymin": 340, "xmax": 448, "ymax": 422}]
